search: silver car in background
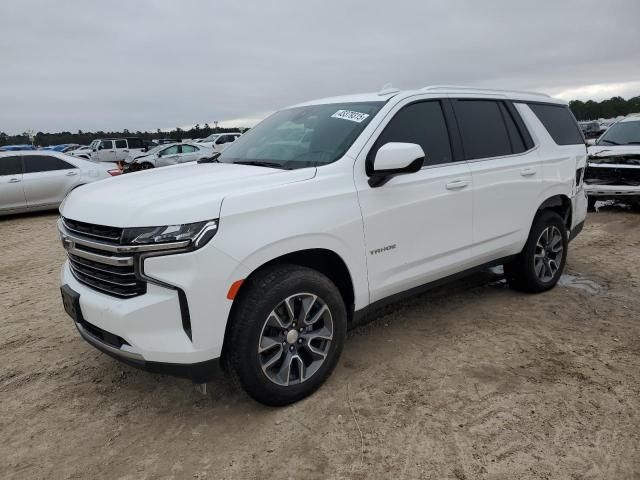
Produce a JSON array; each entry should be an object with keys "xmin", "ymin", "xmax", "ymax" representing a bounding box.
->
[
  {"xmin": 125, "ymin": 142, "xmax": 214, "ymax": 170},
  {"xmin": 0, "ymin": 151, "xmax": 117, "ymax": 215}
]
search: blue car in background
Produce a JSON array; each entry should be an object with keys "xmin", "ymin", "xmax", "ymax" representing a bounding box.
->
[
  {"xmin": 0, "ymin": 144, "xmax": 36, "ymax": 151},
  {"xmin": 39, "ymin": 144, "xmax": 80, "ymax": 153}
]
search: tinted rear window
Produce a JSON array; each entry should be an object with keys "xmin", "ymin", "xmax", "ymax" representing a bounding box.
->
[
  {"xmin": 24, "ymin": 155, "xmax": 75, "ymax": 173},
  {"xmin": 527, "ymin": 103, "xmax": 584, "ymax": 145},
  {"xmin": 453, "ymin": 100, "xmax": 513, "ymax": 160},
  {"xmin": 0, "ymin": 156, "xmax": 22, "ymax": 176}
]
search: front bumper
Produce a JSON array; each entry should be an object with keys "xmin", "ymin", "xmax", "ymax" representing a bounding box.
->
[
  {"xmin": 60, "ymin": 237, "xmax": 251, "ymax": 368},
  {"xmin": 62, "ymin": 283, "xmax": 220, "ymax": 382},
  {"xmin": 585, "ymin": 184, "xmax": 640, "ymax": 197}
]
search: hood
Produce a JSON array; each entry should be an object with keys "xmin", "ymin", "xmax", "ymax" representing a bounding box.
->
[
  {"xmin": 61, "ymin": 163, "xmax": 316, "ymax": 227},
  {"xmin": 588, "ymin": 145, "xmax": 640, "ymax": 165}
]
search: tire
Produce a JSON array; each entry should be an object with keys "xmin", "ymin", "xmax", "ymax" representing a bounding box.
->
[
  {"xmin": 504, "ymin": 210, "xmax": 568, "ymax": 293},
  {"xmin": 226, "ymin": 265, "xmax": 347, "ymax": 406},
  {"xmin": 587, "ymin": 196, "xmax": 596, "ymax": 211},
  {"xmin": 139, "ymin": 162, "xmax": 154, "ymax": 170}
]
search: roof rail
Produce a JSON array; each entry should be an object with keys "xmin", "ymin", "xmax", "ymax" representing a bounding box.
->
[{"xmin": 421, "ymin": 85, "xmax": 551, "ymax": 98}]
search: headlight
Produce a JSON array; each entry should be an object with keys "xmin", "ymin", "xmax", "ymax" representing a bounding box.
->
[{"xmin": 121, "ymin": 219, "xmax": 219, "ymax": 249}]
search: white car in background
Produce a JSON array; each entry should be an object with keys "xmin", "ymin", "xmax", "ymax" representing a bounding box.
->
[
  {"xmin": 75, "ymin": 137, "xmax": 147, "ymax": 164},
  {"xmin": 199, "ymin": 132, "xmax": 242, "ymax": 151},
  {"xmin": 125, "ymin": 142, "xmax": 214, "ymax": 170},
  {"xmin": 0, "ymin": 151, "xmax": 117, "ymax": 215}
]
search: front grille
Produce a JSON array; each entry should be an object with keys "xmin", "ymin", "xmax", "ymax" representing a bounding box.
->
[
  {"xmin": 63, "ymin": 218, "xmax": 124, "ymax": 243},
  {"xmin": 68, "ymin": 253, "xmax": 146, "ymax": 298},
  {"xmin": 62, "ymin": 217, "xmax": 146, "ymax": 299},
  {"xmin": 585, "ymin": 164, "xmax": 640, "ymax": 186}
]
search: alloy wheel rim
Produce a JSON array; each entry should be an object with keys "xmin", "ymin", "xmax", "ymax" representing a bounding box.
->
[
  {"xmin": 534, "ymin": 226, "xmax": 563, "ymax": 282},
  {"xmin": 258, "ymin": 293, "xmax": 333, "ymax": 386}
]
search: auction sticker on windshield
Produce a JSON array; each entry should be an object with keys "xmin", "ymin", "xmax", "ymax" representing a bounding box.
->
[{"xmin": 331, "ymin": 110, "xmax": 370, "ymax": 123}]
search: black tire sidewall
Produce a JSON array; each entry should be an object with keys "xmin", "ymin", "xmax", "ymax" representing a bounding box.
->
[
  {"xmin": 521, "ymin": 211, "xmax": 568, "ymax": 291},
  {"xmin": 229, "ymin": 266, "xmax": 347, "ymax": 406}
]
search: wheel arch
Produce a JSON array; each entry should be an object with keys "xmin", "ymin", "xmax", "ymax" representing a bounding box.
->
[
  {"xmin": 536, "ymin": 194, "xmax": 572, "ymax": 230},
  {"xmin": 220, "ymin": 248, "xmax": 357, "ymax": 362}
]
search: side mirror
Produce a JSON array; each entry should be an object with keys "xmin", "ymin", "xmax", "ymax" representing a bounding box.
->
[{"xmin": 368, "ymin": 142, "xmax": 425, "ymax": 187}]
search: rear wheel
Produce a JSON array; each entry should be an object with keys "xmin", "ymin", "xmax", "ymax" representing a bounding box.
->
[
  {"xmin": 226, "ymin": 265, "xmax": 347, "ymax": 406},
  {"xmin": 504, "ymin": 210, "xmax": 567, "ymax": 293},
  {"xmin": 587, "ymin": 196, "xmax": 597, "ymax": 211}
]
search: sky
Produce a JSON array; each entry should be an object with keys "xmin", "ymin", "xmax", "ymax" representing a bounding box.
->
[{"xmin": 1, "ymin": 0, "xmax": 639, "ymax": 135}]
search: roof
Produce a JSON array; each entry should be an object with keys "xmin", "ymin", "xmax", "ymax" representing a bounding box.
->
[
  {"xmin": 619, "ymin": 113, "xmax": 640, "ymax": 123},
  {"xmin": 290, "ymin": 85, "xmax": 564, "ymax": 109}
]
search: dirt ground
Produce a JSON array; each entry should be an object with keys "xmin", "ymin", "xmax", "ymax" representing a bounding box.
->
[{"xmin": 1, "ymin": 207, "xmax": 639, "ymax": 480}]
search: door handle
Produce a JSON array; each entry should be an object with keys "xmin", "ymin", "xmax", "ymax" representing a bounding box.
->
[
  {"xmin": 66, "ymin": 171, "xmax": 78, "ymax": 176},
  {"xmin": 445, "ymin": 179, "xmax": 469, "ymax": 190},
  {"xmin": 8, "ymin": 178, "xmax": 21, "ymax": 183},
  {"xmin": 520, "ymin": 167, "xmax": 537, "ymax": 177}
]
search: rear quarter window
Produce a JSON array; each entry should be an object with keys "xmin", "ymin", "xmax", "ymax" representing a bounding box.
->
[{"xmin": 527, "ymin": 103, "xmax": 584, "ymax": 145}]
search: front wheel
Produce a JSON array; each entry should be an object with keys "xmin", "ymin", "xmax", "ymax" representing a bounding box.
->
[
  {"xmin": 226, "ymin": 265, "xmax": 347, "ymax": 406},
  {"xmin": 504, "ymin": 210, "xmax": 568, "ymax": 293}
]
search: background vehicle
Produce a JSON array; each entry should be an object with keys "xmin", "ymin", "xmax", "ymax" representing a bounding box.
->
[
  {"xmin": 69, "ymin": 145, "xmax": 92, "ymax": 159},
  {"xmin": 85, "ymin": 137, "xmax": 147, "ymax": 164},
  {"xmin": 58, "ymin": 86, "xmax": 587, "ymax": 406},
  {"xmin": 125, "ymin": 142, "xmax": 214, "ymax": 171},
  {"xmin": 0, "ymin": 144, "xmax": 36, "ymax": 151},
  {"xmin": 0, "ymin": 151, "xmax": 116, "ymax": 215},
  {"xmin": 585, "ymin": 113, "xmax": 640, "ymax": 209},
  {"xmin": 199, "ymin": 132, "xmax": 242, "ymax": 151},
  {"xmin": 40, "ymin": 144, "xmax": 81, "ymax": 153}
]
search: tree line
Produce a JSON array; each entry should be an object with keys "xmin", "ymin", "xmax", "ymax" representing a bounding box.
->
[
  {"xmin": 0, "ymin": 123, "xmax": 246, "ymax": 147},
  {"xmin": 569, "ymin": 95, "xmax": 640, "ymax": 121},
  {"xmin": 2, "ymin": 95, "xmax": 639, "ymax": 147}
]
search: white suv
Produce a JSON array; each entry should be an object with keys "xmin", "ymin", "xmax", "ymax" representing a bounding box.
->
[{"xmin": 58, "ymin": 86, "xmax": 587, "ymax": 405}]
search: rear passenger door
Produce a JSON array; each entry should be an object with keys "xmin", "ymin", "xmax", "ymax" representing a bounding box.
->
[
  {"xmin": 356, "ymin": 98, "xmax": 474, "ymax": 302},
  {"xmin": 451, "ymin": 98, "xmax": 540, "ymax": 262},
  {"xmin": 0, "ymin": 155, "xmax": 27, "ymax": 211},
  {"xmin": 22, "ymin": 155, "xmax": 80, "ymax": 207}
]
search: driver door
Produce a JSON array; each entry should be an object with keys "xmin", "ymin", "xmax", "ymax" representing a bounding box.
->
[
  {"xmin": 355, "ymin": 98, "xmax": 474, "ymax": 303},
  {"xmin": 96, "ymin": 140, "xmax": 116, "ymax": 162}
]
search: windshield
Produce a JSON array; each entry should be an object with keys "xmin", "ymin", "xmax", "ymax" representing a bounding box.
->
[
  {"xmin": 597, "ymin": 120, "xmax": 640, "ymax": 145},
  {"xmin": 203, "ymin": 133, "xmax": 220, "ymax": 142},
  {"xmin": 218, "ymin": 102, "xmax": 384, "ymax": 169},
  {"xmin": 88, "ymin": 140, "xmax": 99, "ymax": 149}
]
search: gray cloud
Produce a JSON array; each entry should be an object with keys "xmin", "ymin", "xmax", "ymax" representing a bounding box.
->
[{"xmin": 1, "ymin": 0, "xmax": 639, "ymax": 134}]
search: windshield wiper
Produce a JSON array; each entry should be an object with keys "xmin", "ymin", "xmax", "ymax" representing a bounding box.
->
[
  {"xmin": 625, "ymin": 142, "xmax": 640, "ymax": 145},
  {"xmin": 197, "ymin": 152, "xmax": 221, "ymax": 164},
  {"xmin": 599, "ymin": 139, "xmax": 620, "ymax": 145},
  {"xmin": 232, "ymin": 160, "xmax": 288, "ymax": 169}
]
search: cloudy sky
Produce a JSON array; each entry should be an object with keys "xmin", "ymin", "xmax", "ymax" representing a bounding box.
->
[{"xmin": 1, "ymin": 0, "xmax": 639, "ymax": 134}]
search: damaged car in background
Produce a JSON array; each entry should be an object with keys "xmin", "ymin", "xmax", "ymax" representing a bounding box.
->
[{"xmin": 585, "ymin": 114, "xmax": 640, "ymax": 210}]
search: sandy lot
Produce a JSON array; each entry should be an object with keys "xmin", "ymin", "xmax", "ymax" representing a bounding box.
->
[{"xmin": 1, "ymin": 208, "xmax": 639, "ymax": 479}]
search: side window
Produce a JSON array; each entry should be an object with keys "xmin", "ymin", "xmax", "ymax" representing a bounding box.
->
[
  {"xmin": 127, "ymin": 138, "xmax": 143, "ymax": 149},
  {"xmin": 453, "ymin": 100, "xmax": 512, "ymax": 160},
  {"xmin": 498, "ymin": 102, "xmax": 526, "ymax": 154},
  {"xmin": 182, "ymin": 145, "xmax": 197, "ymax": 153},
  {"xmin": 370, "ymin": 100, "xmax": 453, "ymax": 168},
  {"xmin": 115, "ymin": 139, "xmax": 127, "ymax": 149},
  {"xmin": 527, "ymin": 103, "xmax": 584, "ymax": 145},
  {"xmin": 24, "ymin": 155, "xmax": 75, "ymax": 173},
  {"xmin": 161, "ymin": 145, "xmax": 180, "ymax": 155},
  {"xmin": 0, "ymin": 156, "xmax": 23, "ymax": 176},
  {"xmin": 100, "ymin": 140, "xmax": 113, "ymax": 150}
]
